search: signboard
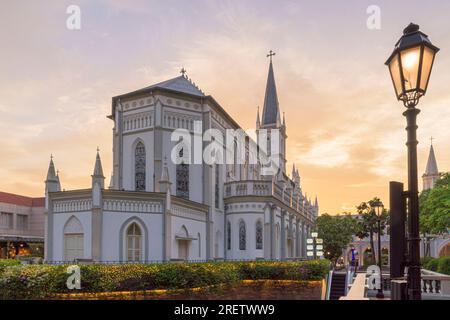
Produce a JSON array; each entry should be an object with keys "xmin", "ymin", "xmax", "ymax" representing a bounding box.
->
[
  {"xmin": 316, "ymin": 239, "xmax": 323, "ymax": 244},
  {"xmin": 307, "ymin": 245, "xmax": 314, "ymax": 251},
  {"xmin": 316, "ymin": 245, "xmax": 323, "ymax": 251},
  {"xmin": 307, "ymin": 251, "xmax": 314, "ymax": 257},
  {"xmin": 311, "ymin": 232, "xmax": 318, "ymax": 238},
  {"xmin": 306, "ymin": 239, "xmax": 313, "ymax": 244},
  {"xmin": 317, "ymin": 251, "xmax": 324, "ymax": 257}
]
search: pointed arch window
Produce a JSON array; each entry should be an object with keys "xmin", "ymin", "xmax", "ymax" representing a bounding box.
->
[
  {"xmin": 126, "ymin": 222, "xmax": 142, "ymax": 262},
  {"xmin": 176, "ymin": 148, "xmax": 189, "ymax": 199},
  {"xmin": 239, "ymin": 220, "xmax": 246, "ymax": 250},
  {"xmin": 215, "ymin": 164, "xmax": 220, "ymax": 208},
  {"xmin": 135, "ymin": 142, "xmax": 146, "ymax": 191},
  {"xmin": 256, "ymin": 220, "xmax": 263, "ymax": 250},
  {"xmin": 227, "ymin": 221, "xmax": 231, "ymax": 250}
]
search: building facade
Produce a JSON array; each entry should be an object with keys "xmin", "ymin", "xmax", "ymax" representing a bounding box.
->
[
  {"xmin": 45, "ymin": 60, "xmax": 319, "ymax": 263},
  {"xmin": 0, "ymin": 191, "xmax": 45, "ymax": 259}
]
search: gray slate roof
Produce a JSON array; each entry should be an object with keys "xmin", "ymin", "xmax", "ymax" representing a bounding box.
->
[
  {"xmin": 261, "ymin": 61, "xmax": 280, "ymax": 126},
  {"xmin": 143, "ymin": 75, "xmax": 205, "ymax": 97}
]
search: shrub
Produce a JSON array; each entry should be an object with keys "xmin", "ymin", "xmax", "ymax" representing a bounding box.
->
[
  {"xmin": 0, "ymin": 260, "xmax": 330, "ymax": 300},
  {"xmin": 0, "ymin": 259, "xmax": 21, "ymax": 274},
  {"xmin": 421, "ymin": 256, "xmax": 434, "ymax": 267},
  {"xmin": 425, "ymin": 258, "xmax": 440, "ymax": 272},
  {"xmin": 437, "ymin": 257, "xmax": 450, "ymax": 275}
]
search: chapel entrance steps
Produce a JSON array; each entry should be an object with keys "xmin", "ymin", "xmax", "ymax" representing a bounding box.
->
[{"xmin": 329, "ymin": 272, "xmax": 347, "ymax": 300}]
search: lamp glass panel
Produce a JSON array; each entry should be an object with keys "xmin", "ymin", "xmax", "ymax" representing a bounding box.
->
[
  {"xmin": 400, "ymin": 46, "xmax": 421, "ymax": 91},
  {"xmin": 420, "ymin": 46, "xmax": 435, "ymax": 91},
  {"xmin": 389, "ymin": 53, "xmax": 403, "ymax": 98}
]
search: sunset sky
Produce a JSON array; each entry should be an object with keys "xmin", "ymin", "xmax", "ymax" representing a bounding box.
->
[{"xmin": 1, "ymin": 0, "xmax": 449, "ymax": 214}]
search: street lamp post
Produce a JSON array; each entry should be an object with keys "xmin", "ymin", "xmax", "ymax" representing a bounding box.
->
[
  {"xmin": 385, "ymin": 23, "xmax": 439, "ymax": 300},
  {"xmin": 372, "ymin": 200, "xmax": 385, "ymax": 299}
]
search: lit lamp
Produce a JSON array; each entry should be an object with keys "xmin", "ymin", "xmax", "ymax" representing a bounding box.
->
[
  {"xmin": 385, "ymin": 23, "xmax": 439, "ymax": 301},
  {"xmin": 386, "ymin": 23, "xmax": 439, "ymax": 108},
  {"xmin": 371, "ymin": 200, "xmax": 384, "ymax": 299}
]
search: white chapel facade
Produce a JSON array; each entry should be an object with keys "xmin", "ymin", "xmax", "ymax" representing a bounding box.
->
[{"xmin": 45, "ymin": 59, "xmax": 319, "ymax": 262}]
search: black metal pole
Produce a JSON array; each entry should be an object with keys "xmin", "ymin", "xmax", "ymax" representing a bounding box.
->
[
  {"xmin": 376, "ymin": 219, "xmax": 384, "ymax": 298},
  {"xmin": 403, "ymin": 107, "xmax": 422, "ymax": 300}
]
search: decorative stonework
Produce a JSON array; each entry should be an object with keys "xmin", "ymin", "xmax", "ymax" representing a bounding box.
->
[
  {"xmin": 172, "ymin": 205, "xmax": 206, "ymax": 222},
  {"xmin": 123, "ymin": 111, "xmax": 153, "ymax": 132},
  {"xmin": 163, "ymin": 111, "xmax": 201, "ymax": 131},
  {"xmin": 104, "ymin": 200, "xmax": 162, "ymax": 213},
  {"xmin": 54, "ymin": 200, "xmax": 92, "ymax": 213},
  {"xmin": 123, "ymin": 97, "xmax": 153, "ymax": 111}
]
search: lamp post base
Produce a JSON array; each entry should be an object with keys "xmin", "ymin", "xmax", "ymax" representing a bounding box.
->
[{"xmin": 376, "ymin": 290, "xmax": 385, "ymax": 299}]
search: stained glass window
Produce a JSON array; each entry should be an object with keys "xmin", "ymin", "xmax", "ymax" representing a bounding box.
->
[
  {"xmin": 135, "ymin": 142, "xmax": 146, "ymax": 191},
  {"xmin": 227, "ymin": 221, "xmax": 231, "ymax": 250},
  {"xmin": 239, "ymin": 220, "xmax": 246, "ymax": 250},
  {"xmin": 256, "ymin": 220, "xmax": 263, "ymax": 250},
  {"xmin": 176, "ymin": 148, "xmax": 189, "ymax": 199},
  {"xmin": 215, "ymin": 164, "xmax": 220, "ymax": 208}
]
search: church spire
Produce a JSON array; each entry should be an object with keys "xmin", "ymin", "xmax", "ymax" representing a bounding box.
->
[
  {"xmin": 256, "ymin": 106, "xmax": 261, "ymax": 129},
  {"xmin": 261, "ymin": 51, "xmax": 281, "ymax": 127},
  {"xmin": 46, "ymin": 155, "xmax": 58, "ymax": 182},
  {"xmin": 92, "ymin": 148, "xmax": 105, "ymax": 189},
  {"xmin": 93, "ymin": 148, "xmax": 105, "ymax": 178},
  {"xmin": 159, "ymin": 156, "xmax": 172, "ymax": 193},
  {"xmin": 45, "ymin": 155, "xmax": 60, "ymax": 209},
  {"xmin": 423, "ymin": 140, "xmax": 440, "ymax": 190},
  {"xmin": 425, "ymin": 142, "xmax": 439, "ymax": 175}
]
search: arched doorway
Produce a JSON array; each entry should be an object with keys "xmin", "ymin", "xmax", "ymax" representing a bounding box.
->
[
  {"xmin": 63, "ymin": 216, "xmax": 84, "ymax": 262},
  {"xmin": 439, "ymin": 241, "xmax": 450, "ymax": 257},
  {"xmin": 176, "ymin": 226, "xmax": 190, "ymax": 260}
]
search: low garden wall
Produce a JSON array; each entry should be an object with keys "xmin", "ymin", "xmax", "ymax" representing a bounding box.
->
[
  {"xmin": 55, "ymin": 280, "xmax": 324, "ymax": 300},
  {"xmin": 0, "ymin": 260, "xmax": 329, "ymax": 300}
]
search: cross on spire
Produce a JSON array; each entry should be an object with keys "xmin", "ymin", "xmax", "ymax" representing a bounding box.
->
[{"xmin": 267, "ymin": 50, "xmax": 276, "ymax": 62}]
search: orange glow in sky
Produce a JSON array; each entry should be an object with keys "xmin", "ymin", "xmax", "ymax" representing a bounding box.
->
[{"xmin": 0, "ymin": 1, "xmax": 449, "ymax": 214}]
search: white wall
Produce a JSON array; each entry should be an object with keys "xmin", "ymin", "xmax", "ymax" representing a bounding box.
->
[
  {"xmin": 226, "ymin": 212, "xmax": 265, "ymax": 260},
  {"xmin": 101, "ymin": 211, "xmax": 164, "ymax": 261},
  {"xmin": 52, "ymin": 211, "xmax": 92, "ymax": 261},
  {"xmin": 171, "ymin": 216, "xmax": 206, "ymax": 260}
]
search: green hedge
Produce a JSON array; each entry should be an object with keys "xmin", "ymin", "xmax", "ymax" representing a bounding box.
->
[
  {"xmin": 0, "ymin": 259, "xmax": 21, "ymax": 274},
  {"xmin": 0, "ymin": 260, "xmax": 329, "ymax": 300},
  {"xmin": 422, "ymin": 256, "xmax": 450, "ymax": 275}
]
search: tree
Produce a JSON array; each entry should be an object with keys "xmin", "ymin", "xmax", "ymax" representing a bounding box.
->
[
  {"xmin": 355, "ymin": 198, "xmax": 389, "ymax": 265},
  {"xmin": 316, "ymin": 213, "xmax": 358, "ymax": 266},
  {"xmin": 420, "ymin": 173, "xmax": 450, "ymax": 237}
]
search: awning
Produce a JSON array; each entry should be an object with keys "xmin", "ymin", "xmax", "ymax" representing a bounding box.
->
[
  {"xmin": 175, "ymin": 235, "xmax": 198, "ymax": 241},
  {"xmin": 0, "ymin": 235, "xmax": 44, "ymax": 243}
]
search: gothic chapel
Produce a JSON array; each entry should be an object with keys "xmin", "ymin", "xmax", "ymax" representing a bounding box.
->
[{"xmin": 45, "ymin": 58, "xmax": 319, "ymax": 262}]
